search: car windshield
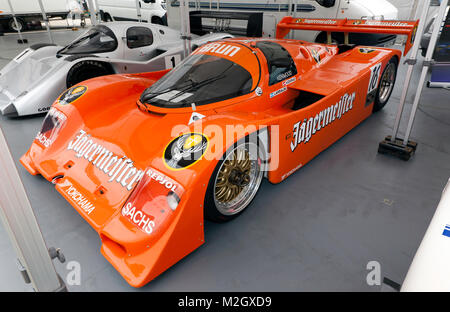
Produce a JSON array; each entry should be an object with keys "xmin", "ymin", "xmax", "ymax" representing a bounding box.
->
[
  {"xmin": 58, "ymin": 25, "xmax": 117, "ymax": 55},
  {"xmin": 140, "ymin": 44, "xmax": 260, "ymax": 108}
]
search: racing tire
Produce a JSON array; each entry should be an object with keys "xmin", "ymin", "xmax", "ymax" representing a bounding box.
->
[
  {"xmin": 373, "ymin": 56, "xmax": 398, "ymax": 113},
  {"xmin": 8, "ymin": 17, "xmax": 25, "ymax": 32},
  {"xmin": 66, "ymin": 61, "xmax": 112, "ymax": 88},
  {"xmin": 204, "ymin": 135, "xmax": 265, "ymax": 223}
]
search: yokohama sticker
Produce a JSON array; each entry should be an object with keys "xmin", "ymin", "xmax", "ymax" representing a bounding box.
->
[{"xmin": 64, "ymin": 183, "xmax": 95, "ymax": 215}]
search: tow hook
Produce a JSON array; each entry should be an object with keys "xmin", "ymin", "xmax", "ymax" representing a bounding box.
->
[{"xmin": 51, "ymin": 175, "xmax": 64, "ymax": 184}]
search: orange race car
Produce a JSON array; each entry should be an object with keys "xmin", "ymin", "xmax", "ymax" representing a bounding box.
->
[{"xmin": 20, "ymin": 17, "xmax": 418, "ymax": 287}]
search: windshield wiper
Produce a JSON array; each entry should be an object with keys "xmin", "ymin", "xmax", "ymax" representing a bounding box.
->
[{"xmin": 165, "ymin": 74, "xmax": 226, "ymax": 103}]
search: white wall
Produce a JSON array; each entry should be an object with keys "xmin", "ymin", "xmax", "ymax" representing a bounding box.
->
[{"xmin": 388, "ymin": 0, "xmax": 441, "ymax": 20}]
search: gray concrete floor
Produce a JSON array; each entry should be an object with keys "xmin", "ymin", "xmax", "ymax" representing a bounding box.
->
[{"xmin": 0, "ymin": 29, "xmax": 449, "ymax": 292}]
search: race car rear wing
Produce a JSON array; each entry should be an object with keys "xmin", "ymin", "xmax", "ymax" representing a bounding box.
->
[{"xmin": 276, "ymin": 17, "xmax": 419, "ymax": 56}]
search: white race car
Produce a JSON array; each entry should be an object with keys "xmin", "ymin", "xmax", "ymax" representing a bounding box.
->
[
  {"xmin": 0, "ymin": 22, "xmax": 231, "ymax": 116},
  {"xmin": 401, "ymin": 178, "xmax": 450, "ymax": 291}
]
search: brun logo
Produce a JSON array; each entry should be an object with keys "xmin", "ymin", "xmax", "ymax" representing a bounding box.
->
[
  {"xmin": 164, "ymin": 133, "xmax": 209, "ymax": 170},
  {"xmin": 58, "ymin": 85, "xmax": 87, "ymax": 105}
]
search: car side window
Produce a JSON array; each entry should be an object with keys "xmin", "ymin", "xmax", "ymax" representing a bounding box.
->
[
  {"xmin": 126, "ymin": 27, "xmax": 154, "ymax": 49},
  {"xmin": 256, "ymin": 41, "xmax": 297, "ymax": 86}
]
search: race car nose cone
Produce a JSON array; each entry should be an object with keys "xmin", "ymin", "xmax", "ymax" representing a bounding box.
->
[{"xmin": 1, "ymin": 102, "xmax": 18, "ymax": 116}]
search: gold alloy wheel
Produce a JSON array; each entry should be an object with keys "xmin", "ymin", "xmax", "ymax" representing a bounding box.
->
[
  {"xmin": 215, "ymin": 148, "xmax": 251, "ymax": 203},
  {"xmin": 213, "ymin": 142, "xmax": 264, "ymax": 216}
]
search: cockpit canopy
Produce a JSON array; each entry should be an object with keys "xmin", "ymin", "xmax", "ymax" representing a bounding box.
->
[
  {"xmin": 140, "ymin": 42, "xmax": 261, "ymax": 108},
  {"xmin": 58, "ymin": 25, "xmax": 118, "ymax": 55}
]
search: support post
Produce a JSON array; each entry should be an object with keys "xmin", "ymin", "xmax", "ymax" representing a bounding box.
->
[
  {"xmin": 37, "ymin": 0, "xmax": 54, "ymax": 44},
  {"xmin": 0, "ymin": 126, "xmax": 66, "ymax": 292},
  {"xmin": 179, "ymin": 0, "xmax": 191, "ymax": 58},
  {"xmin": 377, "ymin": 0, "xmax": 447, "ymax": 160},
  {"xmin": 86, "ymin": 0, "xmax": 98, "ymax": 26},
  {"xmin": 402, "ymin": 0, "xmax": 449, "ymax": 145},
  {"xmin": 135, "ymin": 0, "xmax": 142, "ymax": 23},
  {"xmin": 7, "ymin": 0, "xmax": 27, "ymax": 44}
]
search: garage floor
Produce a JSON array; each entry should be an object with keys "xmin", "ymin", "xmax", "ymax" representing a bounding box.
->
[{"xmin": 0, "ymin": 29, "xmax": 449, "ymax": 292}]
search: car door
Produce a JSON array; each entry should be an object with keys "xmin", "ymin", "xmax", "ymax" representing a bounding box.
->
[{"xmin": 123, "ymin": 26, "xmax": 156, "ymax": 61}]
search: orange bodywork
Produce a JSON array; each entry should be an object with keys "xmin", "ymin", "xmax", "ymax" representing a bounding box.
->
[{"xmin": 20, "ymin": 18, "xmax": 416, "ymax": 287}]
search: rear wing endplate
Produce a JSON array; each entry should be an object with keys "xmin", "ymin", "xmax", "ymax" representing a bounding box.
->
[{"xmin": 276, "ymin": 17, "xmax": 419, "ymax": 56}]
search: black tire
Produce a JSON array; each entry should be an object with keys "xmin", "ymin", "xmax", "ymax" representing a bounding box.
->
[
  {"xmin": 8, "ymin": 17, "xmax": 25, "ymax": 32},
  {"xmin": 373, "ymin": 56, "xmax": 398, "ymax": 112},
  {"xmin": 151, "ymin": 16, "xmax": 164, "ymax": 25},
  {"xmin": 66, "ymin": 61, "xmax": 112, "ymax": 88},
  {"xmin": 204, "ymin": 135, "xmax": 265, "ymax": 223}
]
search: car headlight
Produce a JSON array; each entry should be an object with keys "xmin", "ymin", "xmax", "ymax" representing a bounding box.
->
[
  {"xmin": 35, "ymin": 107, "xmax": 67, "ymax": 148},
  {"xmin": 121, "ymin": 167, "xmax": 184, "ymax": 235}
]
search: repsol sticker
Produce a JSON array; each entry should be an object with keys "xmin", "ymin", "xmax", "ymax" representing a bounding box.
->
[
  {"xmin": 164, "ymin": 133, "xmax": 209, "ymax": 170},
  {"xmin": 58, "ymin": 86, "xmax": 87, "ymax": 105}
]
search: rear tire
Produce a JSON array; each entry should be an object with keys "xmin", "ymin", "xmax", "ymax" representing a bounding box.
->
[
  {"xmin": 66, "ymin": 61, "xmax": 112, "ymax": 88},
  {"xmin": 8, "ymin": 17, "xmax": 25, "ymax": 32},
  {"xmin": 373, "ymin": 56, "xmax": 398, "ymax": 112},
  {"xmin": 204, "ymin": 136, "xmax": 265, "ymax": 223}
]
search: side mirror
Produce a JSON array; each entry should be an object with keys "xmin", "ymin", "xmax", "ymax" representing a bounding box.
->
[{"xmin": 316, "ymin": 0, "xmax": 335, "ymax": 8}]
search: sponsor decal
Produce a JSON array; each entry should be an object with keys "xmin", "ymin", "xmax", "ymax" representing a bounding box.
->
[
  {"xmin": 35, "ymin": 107, "xmax": 67, "ymax": 148},
  {"xmin": 145, "ymin": 167, "xmax": 179, "ymax": 192},
  {"xmin": 66, "ymin": 130, "xmax": 145, "ymax": 191},
  {"xmin": 364, "ymin": 21, "xmax": 409, "ymax": 27},
  {"xmin": 58, "ymin": 86, "xmax": 87, "ymax": 105},
  {"xmin": 255, "ymin": 87, "xmax": 263, "ymax": 96},
  {"xmin": 121, "ymin": 202, "xmax": 155, "ymax": 234},
  {"xmin": 188, "ymin": 112, "xmax": 205, "ymax": 125},
  {"xmin": 197, "ymin": 43, "xmax": 241, "ymax": 57},
  {"xmin": 290, "ymin": 92, "xmax": 356, "ymax": 152},
  {"xmin": 270, "ymin": 87, "xmax": 287, "ymax": 98},
  {"xmin": 297, "ymin": 18, "xmax": 337, "ymax": 25},
  {"xmin": 353, "ymin": 20, "xmax": 363, "ymax": 25},
  {"xmin": 281, "ymin": 163, "xmax": 303, "ymax": 181},
  {"xmin": 283, "ymin": 76, "xmax": 296, "ymax": 86},
  {"xmin": 358, "ymin": 48, "xmax": 376, "ymax": 54},
  {"xmin": 276, "ymin": 70, "xmax": 293, "ymax": 82},
  {"xmin": 443, "ymin": 224, "xmax": 450, "ymax": 238},
  {"xmin": 164, "ymin": 133, "xmax": 209, "ymax": 170},
  {"xmin": 38, "ymin": 107, "xmax": 51, "ymax": 113},
  {"xmin": 367, "ymin": 63, "xmax": 382, "ymax": 95},
  {"xmin": 310, "ymin": 48, "xmax": 321, "ymax": 64},
  {"xmin": 64, "ymin": 183, "xmax": 95, "ymax": 215}
]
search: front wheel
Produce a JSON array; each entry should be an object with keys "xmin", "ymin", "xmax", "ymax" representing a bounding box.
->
[
  {"xmin": 204, "ymin": 138, "xmax": 265, "ymax": 222},
  {"xmin": 66, "ymin": 61, "xmax": 111, "ymax": 88},
  {"xmin": 373, "ymin": 57, "xmax": 398, "ymax": 112}
]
